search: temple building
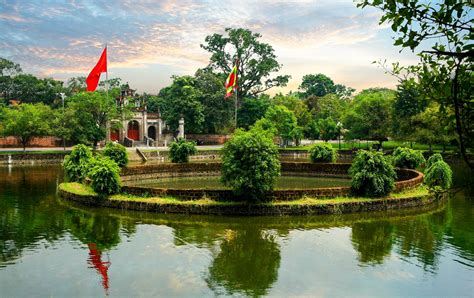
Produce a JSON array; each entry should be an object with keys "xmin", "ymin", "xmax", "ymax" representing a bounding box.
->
[{"xmin": 106, "ymin": 85, "xmax": 169, "ymax": 146}]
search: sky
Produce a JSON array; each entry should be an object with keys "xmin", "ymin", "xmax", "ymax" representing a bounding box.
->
[{"xmin": 0, "ymin": 0, "xmax": 424, "ymax": 95}]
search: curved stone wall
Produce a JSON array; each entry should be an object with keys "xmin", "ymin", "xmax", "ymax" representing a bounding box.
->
[{"xmin": 120, "ymin": 162, "xmax": 424, "ymax": 201}]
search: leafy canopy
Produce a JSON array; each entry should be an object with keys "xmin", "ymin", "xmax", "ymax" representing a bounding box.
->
[{"xmin": 201, "ymin": 28, "xmax": 290, "ymax": 97}]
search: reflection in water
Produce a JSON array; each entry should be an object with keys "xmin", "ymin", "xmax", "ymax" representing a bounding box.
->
[
  {"xmin": 0, "ymin": 165, "xmax": 473, "ymax": 296},
  {"xmin": 351, "ymin": 221, "xmax": 394, "ymax": 265},
  {"xmin": 206, "ymin": 228, "xmax": 281, "ymax": 297},
  {"xmin": 87, "ymin": 243, "xmax": 111, "ymax": 295}
]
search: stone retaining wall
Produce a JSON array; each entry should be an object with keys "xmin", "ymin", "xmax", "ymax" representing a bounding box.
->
[
  {"xmin": 120, "ymin": 162, "xmax": 424, "ymax": 200},
  {"xmin": 59, "ymin": 187, "xmax": 442, "ymax": 216}
]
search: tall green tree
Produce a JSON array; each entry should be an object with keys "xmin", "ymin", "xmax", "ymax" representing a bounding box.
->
[
  {"xmin": 237, "ymin": 95, "xmax": 271, "ymax": 129},
  {"xmin": 264, "ymin": 105, "xmax": 300, "ymax": 144},
  {"xmin": 359, "ymin": 0, "xmax": 473, "ymax": 167},
  {"xmin": 272, "ymin": 93, "xmax": 312, "ymax": 128},
  {"xmin": 0, "ymin": 57, "xmax": 22, "ymax": 102},
  {"xmin": 194, "ymin": 68, "xmax": 234, "ymax": 133},
  {"xmin": 201, "ymin": 28, "xmax": 290, "ymax": 98},
  {"xmin": 343, "ymin": 89, "xmax": 395, "ymax": 146},
  {"xmin": 67, "ymin": 92, "xmax": 122, "ymax": 147},
  {"xmin": 9, "ymin": 74, "xmax": 64, "ymax": 106},
  {"xmin": 1, "ymin": 103, "xmax": 53, "ymax": 151},
  {"xmin": 159, "ymin": 76, "xmax": 205, "ymax": 134},
  {"xmin": 299, "ymin": 73, "xmax": 336, "ymax": 97}
]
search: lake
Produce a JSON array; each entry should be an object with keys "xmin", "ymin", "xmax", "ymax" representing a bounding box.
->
[{"xmin": 0, "ymin": 165, "xmax": 472, "ymax": 297}]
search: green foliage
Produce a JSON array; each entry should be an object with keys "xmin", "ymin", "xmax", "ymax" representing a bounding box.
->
[
  {"xmin": 424, "ymin": 160, "xmax": 453, "ymax": 190},
  {"xmin": 299, "ymin": 73, "xmax": 335, "ymax": 97},
  {"xmin": 67, "ymin": 91, "xmax": 123, "ymax": 147},
  {"xmin": 103, "ymin": 142, "xmax": 128, "ymax": 167},
  {"xmin": 392, "ymin": 147, "xmax": 425, "ymax": 169},
  {"xmin": 411, "ymin": 103, "xmax": 454, "ymax": 150},
  {"xmin": 309, "ymin": 143, "xmax": 337, "ymax": 163},
  {"xmin": 237, "ymin": 95, "xmax": 271, "ymax": 129},
  {"xmin": 1, "ymin": 103, "xmax": 53, "ymax": 150},
  {"xmin": 221, "ymin": 128, "xmax": 281, "ymax": 202},
  {"xmin": 264, "ymin": 105, "xmax": 300, "ymax": 144},
  {"xmin": 159, "ymin": 76, "xmax": 205, "ymax": 133},
  {"xmin": 63, "ymin": 144, "xmax": 93, "ymax": 182},
  {"xmin": 343, "ymin": 89, "xmax": 395, "ymax": 144},
  {"xmin": 426, "ymin": 153, "xmax": 444, "ymax": 169},
  {"xmin": 272, "ymin": 93, "xmax": 311, "ymax": 128},
  {"xmin": 89, "ymin": 157, "xmax": 121, "ymax": 195},
  {"xmin": 201, "ymin": 27, "xmax": 290, "ymax": 97},
  {"xmin": 349, "ymin": 150, "xmax": 396, "ymax": 197},
  {"xmin": 316, "ymin": 117, "xmax": 338, "ymax": 142},
  {"xmin": 169, "ymin": 139, "xmax": 198, "ymax": 163}
]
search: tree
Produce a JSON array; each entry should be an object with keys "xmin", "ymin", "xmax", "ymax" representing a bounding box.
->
[
  {"xmin": 67, "ymin": 92, "xmax": 121, "ymax": 147},
  {"xmin": 66, "ymin": 76, "xmax": 87, "ymax": 94},
  {"xmin": 0, "ymin": 57, "xmax": 22, "ymax": 102},
  {"xmin": 317, "ymin": 117, "xmax": 338, "ymax": 142},
  {"xmin": 194, "ymin": 68, "xmax": 234, "ymax": 133},
  {"xmin": 264, "ymin": 105, "xmax": 300, "ymax": 145},
  {"xmin": 272, "ymin": 93, "xmax": 312, "ymax": 128},
  {"xmin": 159, "ymin": 76, "xmax": 205, "ymax": 134},
  {"xmin": 221, "ymin": 127, "xmax": 281, "ymax": 201},
  {"xmin": 391, "ymin": 79, "xmax": 428, "ymax": 141},
  {"xmin": 411, "ymin": 103, "xmax": 454, "ymax": 151},
  {"xmin": 1, "ymin": 103, "xmax": 53, "ymax": 151},
  {"xmin": 8, "ymin": 74, "xmax": 64, "ymax": 106},
  {"xmin": 358, "ymin": 1, "xmax": 473, "ymax": 168},
  {"xmin": 344, "ymin": 89, "xmax": 395, "ymax": 146},
  {"xmin": 237, "ymin": 95, "xmax": 271, "ymax": 129},
  {"xmin": 299, "ymin": 73, "xmax": 335, "ymax": 97},
  {"xmin": 310, "ymin": 93, "xmax": 349, "ymax": 122},
  {"xmin": 201, "ymin": 28, "xmax": 290, "ymax": 98}
]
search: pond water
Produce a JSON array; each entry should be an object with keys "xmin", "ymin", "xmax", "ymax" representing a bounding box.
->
[
  {"xmin": 0, "ymin": 165, "xmax": 473, "ymax": 297},
  {"xmin": 128, "ymin": 176, "xmax": 351, "ymax": 189}
]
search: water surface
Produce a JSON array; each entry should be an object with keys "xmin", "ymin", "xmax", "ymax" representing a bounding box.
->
[{"xmin": 0, "ymin": 165, "xmax": 472, "ymax": 297}]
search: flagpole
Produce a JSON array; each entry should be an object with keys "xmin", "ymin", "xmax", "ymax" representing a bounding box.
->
[
  {"xmin": 234, "ymin": 58, "xmax": 239, "ymax": 130},
  {"xmin": 105, "ymin": 44, "xmax": 108, "ymax": 100}
]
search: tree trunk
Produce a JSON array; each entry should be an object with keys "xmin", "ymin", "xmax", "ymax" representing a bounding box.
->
[{"xmin": 452, "ymin": 62, "xmax": 473, "ymax": 169}]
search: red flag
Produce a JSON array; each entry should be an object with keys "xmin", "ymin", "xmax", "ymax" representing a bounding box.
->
[{"xmin": 86, "ymin": 47, "xmax": 107, "ymax": 92}]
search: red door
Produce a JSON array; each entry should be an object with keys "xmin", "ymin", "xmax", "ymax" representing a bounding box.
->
[
  {"xmin": 110, "ymin": 129, "xmax": 119, "ymax": 141},
  {"xmin": 127, "ymin": 121, "xmax": 140, "ymax": 141}
]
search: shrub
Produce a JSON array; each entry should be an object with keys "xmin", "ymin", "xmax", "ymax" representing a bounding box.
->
[
  {"xmin": 89, "ymin": 157, "xmax": 121, "ymax": 195},
  {"xmin": 63, "ymin": 144, "xmax": 93, "ymax": 182},
  {"xmin": 426, "ymin": 153, "xmax": 444, "ymax": 169},
  {"xmin": 309, "ymin": 143, "xmax": 337, "ymax": 163},
  {"xmin": 392, "ymin": 147, "xmax": 425, "ymax": 169},
  {"xmin": 349, "ymin": 150, "xmax": 396, "ymax": 197},
  {"xmin": 221, "ymin": 128, "xmax": 281, "ymax": 202},
  {"xmin": 424, "ymin": 160, "xmax": 452, "ymax": 190},
  {"xmin": 103, "ymin": 142, "xmax": 128, "ymax": 167},
  {"xmin": 169, "ymin": 139, "xmax": 198, "ymax": 163}
]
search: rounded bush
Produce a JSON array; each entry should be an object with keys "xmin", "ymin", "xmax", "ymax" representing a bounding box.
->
[
  {"xmin": 169, "ymin": 139, "xmax": 197, "ymax": 163},
  {"xmin": 392, "ymin": 147, "xmax": 425, "ymax": 169},
  {"xmin": 424, "ymin": 160, "xmax": 452, "ymax": 190},
  {"xmin": 103, "ymin": 142, "xmax": 128, "ymax": 167},
  {"xmin": 426, "ymin": 153, "xmax": 443, "ymax": 169},
  {"xmin": 221, "ymin": 129, "xmax": 281, "ymax": 202},
  {"xmin": 89, "ymin": 157, "xmax": 121, "ymax": 195},
  {"xmin": 349, "ymin": 150, "xmax": 397, "ymax": 197},
  {"xmin": 63, "ymin": 144, "xmax": 93, "ymax": 182},
  {"xmin": 309, "ymin": 143, "xmax": 337, "ymax": 163}
]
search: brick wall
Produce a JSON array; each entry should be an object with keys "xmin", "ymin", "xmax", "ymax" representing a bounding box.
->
[{"xmin": 0, "ymin": 136, "xmax": 63, "ymax": 148}]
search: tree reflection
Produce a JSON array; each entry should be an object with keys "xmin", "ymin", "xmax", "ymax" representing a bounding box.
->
[
  {"xmin": 206, "ymin": 228, "xmax": 281, "ymax": 297},
  {"xmin": 351, "ymin": 221, "xmax": 395, "ymax": 264}
]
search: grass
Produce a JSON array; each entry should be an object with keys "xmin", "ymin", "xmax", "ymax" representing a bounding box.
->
[{"xmin": 59, "ymin": 182, "xmax": 430, "ymax": 207}]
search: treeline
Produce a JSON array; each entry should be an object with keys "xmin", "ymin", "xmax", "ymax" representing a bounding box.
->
[{"xmin": 0, "ymin": 22, "xmax": 471, "ymax": 161}]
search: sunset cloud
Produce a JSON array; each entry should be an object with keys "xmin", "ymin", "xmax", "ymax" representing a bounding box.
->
[{"xmin": 0, "ymin": 0, "xmax": 420, "ymax": 93}]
